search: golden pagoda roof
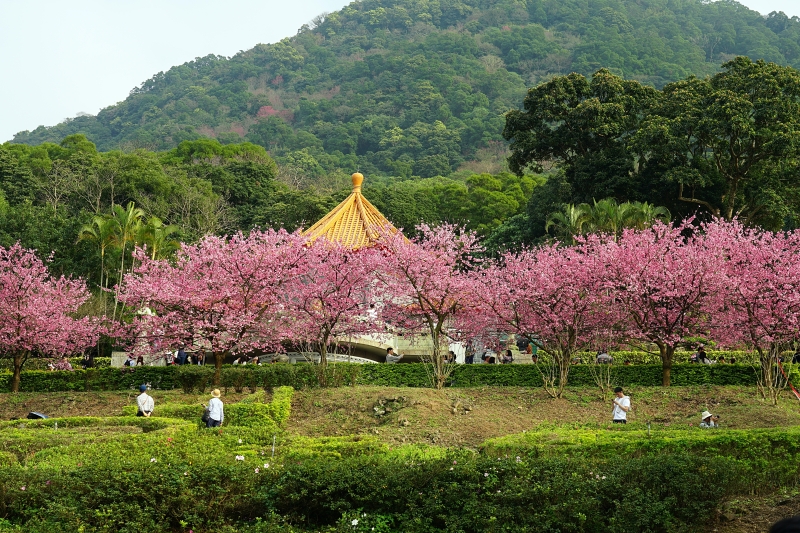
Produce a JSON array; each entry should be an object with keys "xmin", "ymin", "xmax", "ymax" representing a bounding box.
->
[{"xmin": 302, "ymin": 173, "xmax": 400, "ymax": 250}]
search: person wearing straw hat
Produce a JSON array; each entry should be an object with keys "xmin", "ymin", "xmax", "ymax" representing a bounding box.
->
[
  {"xmin": 700, "ymin": 410, "xmax": 719, "ymax": 428},
  {"xmin": 136, "ymin": 384, "xmax": 154, "ymax": 417},
  {"xmin": 205, "ymin": 389, "xmax": 224, "ymax": 428}
]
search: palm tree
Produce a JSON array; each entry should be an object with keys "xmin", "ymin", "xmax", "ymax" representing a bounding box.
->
[
  {"xmin": 546, "ymin": 203, "xmax": 591, "ymax": 243},
  {"xmin": 138, "ymin": 217, "xmax": 181, "ymax": 260},
  {"xmin": 77, "ymin": 214, "xmax": 120, "ymax": 315},
  {"xmin": 586, "ymin": 198, "xmax": 637, "ymax": 240},
  {"xmin": 627, "ymin": 201, "xmax": 671, "ymax": 230},
  {"xmin": 111, "ymin": 202, "xmax": 145, "ymax": 319}
]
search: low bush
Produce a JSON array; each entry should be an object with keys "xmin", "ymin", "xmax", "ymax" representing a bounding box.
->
[
  {"xmin": 0, "ymin": 357, "xmax": 112, "ymax": 371},
  {"xmin": 119, "ymin": 387, "xmax": 294, "ymax": 432},
  {"xmin": 2, "ymin": 413, "xmax": 799, "ymax": 532},
  {"xmin": 0, "ymin": 445, "xmax": 739, "ymax": 533},
  {"xmin": 0, "ymin": 362, "xmax": 760, "ymax": 392},
  {"xmin": 574, "ymin": 350, "xmax": 758, "ymax": 364},
  {"xmin": 0, "ymin": 366, "xmax": 180, "ymax": 392},
  {"xmin": 175, "ymin": 365, "xmax": 215, "ymax": 393}
]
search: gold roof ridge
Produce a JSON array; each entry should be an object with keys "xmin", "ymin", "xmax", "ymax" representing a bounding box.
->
[{"xmin": 302, "ymin": 173, "xmax": 400, "ymax": 250}]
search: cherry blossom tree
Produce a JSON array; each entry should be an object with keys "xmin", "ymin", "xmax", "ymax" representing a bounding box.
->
[
  {"xmin": 377, "ymin": 224, "xmax": 482, "ymax": 389},
  {"xmin": 288, "ymin": 238, "xmax": 387, "ymax": 370},
  {"xmin": 118, "ymin": 229, "xmax": 309, "ymax": 384},
  {"xmin": 476, "ymin": 240, "xmax": 616, "ymax": 398},
  {"xmin": 600, "ymin": 221, "xmax": 727, "ymax": 386},
  {"xmin": 0, "ymin": 244, "xmax": 101, "ymax": 392},
  {"xmin": 704, "ymin": 220, "xmax": 800, "ymax": 403}
]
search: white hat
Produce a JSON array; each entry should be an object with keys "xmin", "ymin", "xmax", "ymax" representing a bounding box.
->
[
  {"xmin": 211, "ymin": 389, "xmax": 221, "ymax": 398},
  {"xmin": 701, "ymin": 410, "xmax": 713, "ymax": 419}
]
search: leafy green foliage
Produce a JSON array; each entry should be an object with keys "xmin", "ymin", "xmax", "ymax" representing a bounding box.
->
[
  {"xmin": 3, "ymin": 425, "xmax": 794, "ymax": 532},
  {"xmin": 6, "ymin": 0, "xmax": 800, "ymax": 258},
  {"xmin": 0, "ymin": 362, "xmax": 759, "ymax": 392},
  {"xmin": 119, "ymin": 386, "xmax": 293, "ymax": 431},
  {"xmin": 11, "ymin": 0, "xmax": 800, "ymax": 180},
  {"xmin": 507, "ymin": 59, "xmax": 800, "ymax": 238}
]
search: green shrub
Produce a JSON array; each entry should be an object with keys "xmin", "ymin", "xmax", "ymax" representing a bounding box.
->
[
  {"xmin": 175, "ymin": 365, "xmax": 215, "ymax": 393},
  {"xmin": 573, "ymin": 350, "xmax": 758, "ymax": 364},
  {"xmin": 119, "ymin": 388, "xmax": 293, "ymax": 431},
  {"xmin": 0, "ymin": 451, "xmax": 17, "ymax": 467},
  {"xmin": 1, "ymin": 420, "xmax": 798, "ymax": 532},
  {"xmin": 0, "ymin": 362, "xmax": 760, "ymax": 393},
  {"xmin": 222, "ymin": 366, "xmax": 248, "ymax": 393},
  {"xmin": 0, "ymin": 357, "xmax": 112, "ymax": 371},
  {"xmin": 0, "ymin": 367, "xmax": 180, "ymax": 392}
]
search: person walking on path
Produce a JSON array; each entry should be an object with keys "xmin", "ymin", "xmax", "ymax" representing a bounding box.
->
[
  {"xmin": 136, "ymin": 384, "xmax": 154, "ymax": 417},
  {"xmin": 611, "ymin": 387, "xmax": 630, "ymax": 424},
  {"xmin": 206, "ymin": 389, "xmax": 224, "ymax": 428}
]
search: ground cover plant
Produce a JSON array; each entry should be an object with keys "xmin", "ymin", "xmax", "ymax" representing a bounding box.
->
[{"xmin": 2, "ymin": 385, "xmax": 800, "ymax": 532}]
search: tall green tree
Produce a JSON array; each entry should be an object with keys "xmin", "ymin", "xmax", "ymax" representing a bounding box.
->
[
  {"xmin": 77, "ymin": 214, "xmax": 119, "ymax": 312},
  {"xmin": 504, "ymin": 69, "xmax": 658, "ymax": 203},
  {"xmin": 634, "ymin": 57, "xmax": 800, "ymax": 227},
  {"xmin": 111, "ymin": 202, "xmax": 145, "ymax": 319}
]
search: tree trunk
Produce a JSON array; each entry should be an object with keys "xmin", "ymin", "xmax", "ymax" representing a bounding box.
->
[
  {"xmin": 319, "ymin": 329, "xmax": 330, "ymax": 369},
  {"xmin": 318, "ymin": 332, "xmax": 330, "ymax": 388},
  {"xmin": 213, "ymin": 351, "xmax": 225, "ymax": 385},
  {"xmin": 659, "ymin": 344, "xmax": 674, "ymax": 387},
  {"xmin": 557, "ymin": 350, "xmax": 571, "ymax": 398},
  {"xmin": 724, "ymin": 178, "xmax": 739, "ymax": 221},
  {"xmin": 11, "ymin": 353, "xmax": 26, "ymax": 393}
]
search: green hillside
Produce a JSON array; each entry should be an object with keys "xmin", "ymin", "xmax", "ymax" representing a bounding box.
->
[{"xmin": 11, "ymin": 0, "xmax": 800, "ymax": 179}]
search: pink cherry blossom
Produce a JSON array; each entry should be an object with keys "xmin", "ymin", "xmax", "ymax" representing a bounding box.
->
[
  {"xmin": 118, "ymin": 229, "xmax": 310, "ymax": 383},
  {"xmin": 474, "ymin": 238, "xmax": 616, "ymax": 397},
  {"xmin": 596, "ymin": 221, "xmax": 728, "ymax": 386},
  {"xmin": 287, "ymin": 238, "xmax": 387, "ymax": 367},
  {"xmin": 375, "ymin": 224, "xmax": 483, "ymax": 389},
  {"xmin": 0, "ymin": 243, "xmax": 103, "ymax": 392}
]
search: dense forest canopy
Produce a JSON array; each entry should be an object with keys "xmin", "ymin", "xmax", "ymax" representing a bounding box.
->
[
  {"xmin": 3, "ymin": 0, "xmax": 800, "ymax": 284},
  {"xmin": 0, "ymin": 136, "xmax": 538, "ymax": 283},
  {"xmin": 11, "ymin": 0, "xmax": 800, "ymax": 180}
]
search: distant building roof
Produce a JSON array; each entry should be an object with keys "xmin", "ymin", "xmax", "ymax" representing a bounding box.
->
[{"xmin": 302, "ymin": 173, "xmax": 400, "ymax": 250}]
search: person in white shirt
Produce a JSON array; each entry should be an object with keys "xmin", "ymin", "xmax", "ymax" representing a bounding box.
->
[
  {"xmin": 611, "ymin": 387, "xmax": 630, "ymax": 424},
  {"xmin": 700, "ymin": 410, "xmax": 719, "ymax": 428},
  {"xmin": 136, "ymin": 384, "xmax": 154, "ymax": 417},
  {"xmin": 206, "ymin": 389, "xmax": 224, "ymax": 428}
]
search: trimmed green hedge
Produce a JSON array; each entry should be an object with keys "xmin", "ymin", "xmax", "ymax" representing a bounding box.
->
[
  {"xmin": 0, "ymin": 357, "xmax": 112, "ymax": 371},
  {"xmin": 574, "ymin": 350, "xmax": 758, "ymax": 364},
  {"xmin": 0, "ymin": 362, "xmax": 759, "ymax": 392},
  {"xmin": 360, "ymin": 363, "xmax": 758, "ymax": 387},
  {"xmin": 3, "ymin": 426, "xmax": 800, "ymax": 532},
  {"xmin": 0, "ymin": 366, "xmax": 179, "ymax": 392},
  {"xmin": 119, "ymin": 387, "xmax": 294, "ymax": 432}
]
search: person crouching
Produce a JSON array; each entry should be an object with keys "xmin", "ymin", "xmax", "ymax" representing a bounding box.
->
[{"xmin": 700, "ymin": 410, "xmax": 719, "ymax": 428}]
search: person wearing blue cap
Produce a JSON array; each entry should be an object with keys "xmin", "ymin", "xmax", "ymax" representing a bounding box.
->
[{"xmin": 136, "ymin": 384, "xmax": 154, "ymax": 417}]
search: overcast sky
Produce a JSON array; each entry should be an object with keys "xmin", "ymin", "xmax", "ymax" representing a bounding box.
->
[{"xmin": 0, "ymin": 0, "xmax": 797, "ymax": 143}]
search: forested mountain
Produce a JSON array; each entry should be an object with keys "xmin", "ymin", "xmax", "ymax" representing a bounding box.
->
[
  {"xmin": 3, "ymin": 0, "xmax": 800, "ymax": 284},
  {"xmin": 11, "ymin": 0, "xmax": 800, "ymax": 179}
]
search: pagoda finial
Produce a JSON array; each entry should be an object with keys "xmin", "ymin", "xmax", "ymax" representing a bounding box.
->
[{"xmin": 351, "ymin": 172, "xmax": 364, "ymax": 192}]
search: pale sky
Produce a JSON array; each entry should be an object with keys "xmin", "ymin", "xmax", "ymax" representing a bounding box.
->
[{"xmin": 0, "ymin": 0, "xmax": 797, "ymax": 143}]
